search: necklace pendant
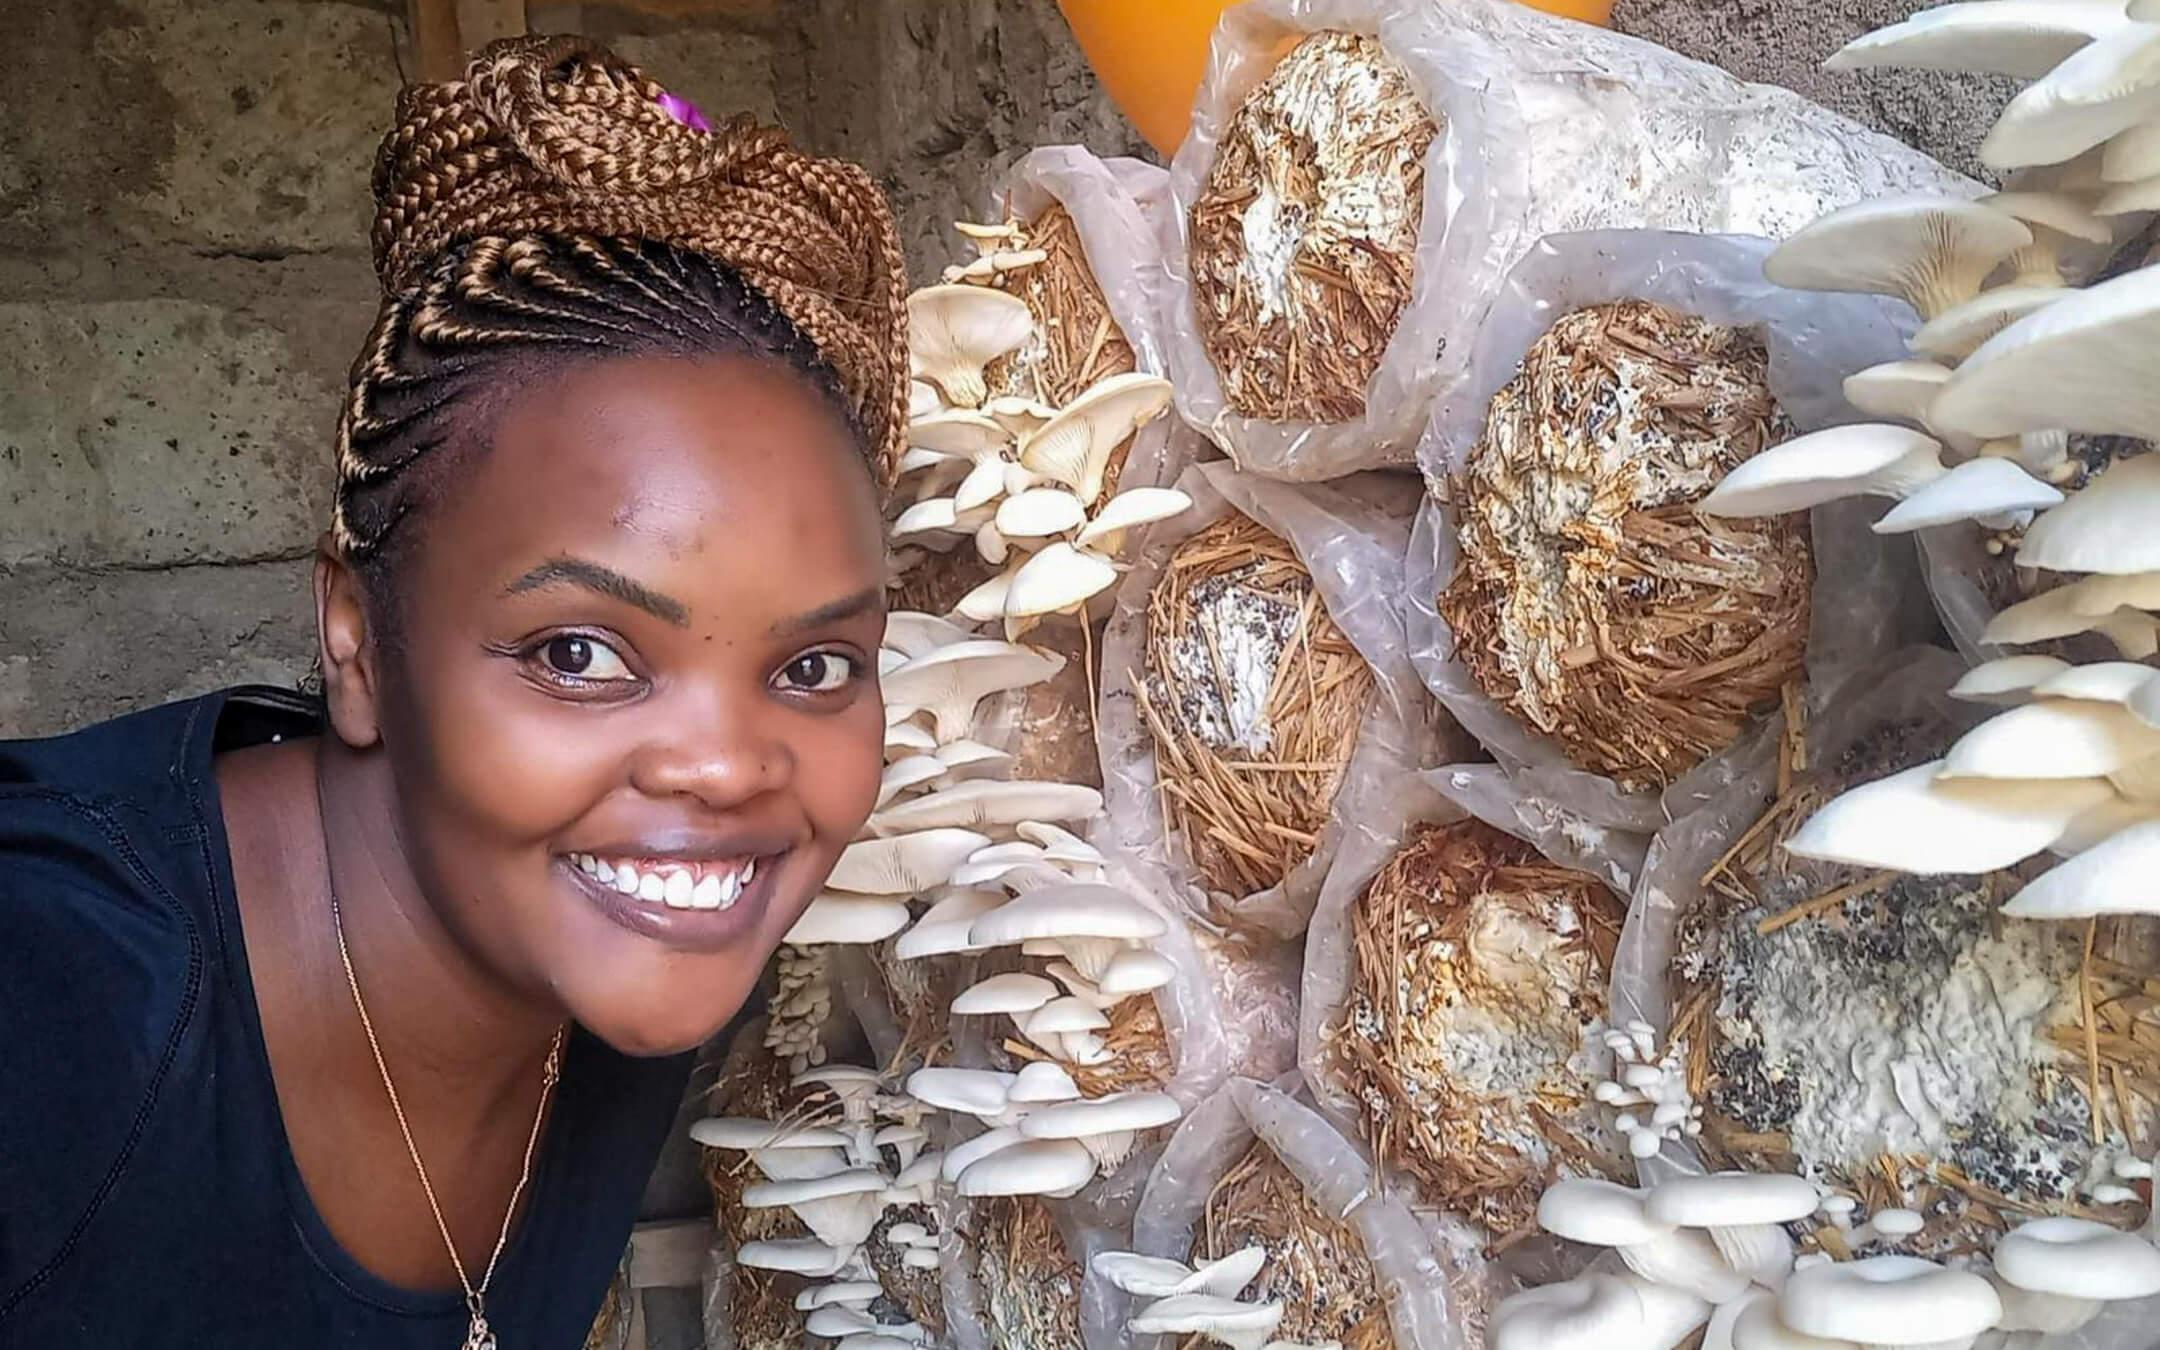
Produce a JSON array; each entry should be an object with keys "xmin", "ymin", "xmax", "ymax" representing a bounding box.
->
[{"xmin": 462, "ymin": 1309, "xmax": 498, "ymax": 1350}]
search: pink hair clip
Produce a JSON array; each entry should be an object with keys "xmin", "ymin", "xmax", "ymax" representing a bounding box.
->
[{"xmin": 655, "ymin": 90, "xmax": 712, "ymax": 133}]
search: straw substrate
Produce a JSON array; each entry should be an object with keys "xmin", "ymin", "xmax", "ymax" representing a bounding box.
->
[
  {"xmin": 1676, "ymin": 711, "xmax": 2153, "ymax": 1254},
  {"xmin": 972, "ymin": 1195, "xmax": 1084, "ymax": 1350},
  {"xmin": 1190, "ymin": 30, "xmax": 1438, "ymax": 423},
  {"xmin": 1139, "ymin": 513, "xmax": 1376, "ymax": 906},
  {"xmin": 1333, "ymin": 819, "xmax": 1626, "ymax": 1237},
  {"xmin": 1004, "ymin": 989, "xmax": 1176, "ymax": 1098},
  {"xmin": 1439, "ymin": 300, "xmax": 1812, "ymax": 792},
  {"xmin": 702, "ymin": 1051, "xmax": 815, "ymax": 1350},
  {"xmin": 988, "ymin": 204, "xmax": 1139, "ymax": 436},
  {"xmin": 1200, "ymin": 1143, "xmax": 1393, "ymax": 1350}
]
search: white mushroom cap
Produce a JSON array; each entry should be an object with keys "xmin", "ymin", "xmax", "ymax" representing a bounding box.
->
[
  {"xmin": 878, "ymin": 756, "xmax": 946, "ymax": 808},
  {"xmin": 829, "ymin": 829, "xmax": 991, "ymax": 895},
  {"xmin": 1016, "ymin": 821, "xmax": 1105, "ymax": 865},
  {"xmin": 1988, "ymin": 189, "xmax": 2118, "ymax": 285},
  {"xmin": 909, "ymin": 379, "xmax": 944, "ymax": 419},
  {"xmin": 907, "ymin": 410, "xmax": 1010, "ymax": 460},
  {"xmin": 2052, "ymin": 793, "xmax": 2160, "ymax": 855},
  {"xmin": 2031, "ymin": 661, "xmax": 2159, "ymax": 705},
  {"xmin": 1007, "ymin": 1060, "xmax": 1083, "ymax": 1104},
  {"xmin": 955, "ymin": 1137, "xmax": 1099, "ymax": 1197},
  {"xmin": 1648, "ymin": 1173, "xmax": 1821, "ymax": 1228},
  {"xmin": 1950, "ymin": 655, "xmax": 2072, "ymax": 704},
  {"xmin": 1996, "ymin": 1217, "xmax": 2160, "ymax": 1301},
  {"xmin": 932, "ymin": 738, "xmax": 1013, "ymax": 779},
  {"xmin": 996, "ymin": 487, "xmax": 1089, "ymax": 540},
  {"xmin": 2020, "ymin": 453, "xmax": 2160, "ymax": 575},
  {"xmin": 970, "ymin": 883, "xmax": 1169, "ymax": 946},
  {"xmin": 951, "ymin": 972, "xmax": 1060, "ymax": 1016},
  {"xmin": 1127, "ymin": 1295, "xmax": 1285, "ymax": 1350},
  {"xmin": 1762, "ymin": 197, "xmax": 2032, "ymax": 319},
  {"xmin": 955, "ymin": 571, "xmax": 1012, "ymax": 625},
  {"xmin": 1986, "ymin": 1267, "xmax": 2105, "ymax": 1335},
  {"xmin": 892, "ymin": 497, "xmax": 966, "ymax": 541},
  {"xmin": 870, "ymin": 780, "xmax": 1104, "ymax": 835},
  {"xmin": 796, "ymin": 1281, "xmax": 885, "ymax": 1312},
  {"xmin": 1911, "ymin": 285, "xmax": 2066, "ymax": 363},
  {"xmin": 1729, "ymin": 1288, "xmax": 1856, "ymax": 1350},
  {"xmin": 806, "ymin": 1306, "xmax": 879, "ymax": 1339},
  {"xmin": 1843, "ymin": 360, "xmax": 1953, "ymax": 424},
  {"xmin": 691, "ymin": 1118, "xmax": 851, "ymax": 1151},
  {"xmin": 1018, "ymin": 1091, "xmax": 1183, "ymax": 1141},
  {"xmin": 907, "ymin": 285, "xmax": 1033, "ymax": 409},
  {"xmin": 2005, "ymin": 818, "xmax": 2160, "ymax": 917},
  {"xmin": 1932, "ymin": 267, "xmax": 2160, "ymax": 443},
  {"xmin": 2103, "ymin": 119, "xmax": 2160, "ymax": 182},
  {"xmin": 881, "ymin": 640, "xmax": 1066, "ymax": 743},
  {"xmin": 736, "ymin": 1238, "xmax": 853, "ymax": 1277},
  {"xmin": 1026, "ymin": 996, "xmax": 1114, "ymax": 1036},
  {"xmin": 1824, "ymin": 1, "xmax": 2124, "ymax": 80},
  {"xmin": 985, "ymin": 395, "xmax": 1060, "ymax": 438},
  {"xmin": 1538, "ymin": 1179, "xmax": 1676, "ymax": 1247},
  {"xmin": 1005, "ymin": 542, "xmax": 1120, "ymax": 620},
  {"xmin": 784, "ymin": 894, "xmax": 912, "ymax": 946},
  {"xmin": 1697, "ymin": 425, "xmax": 1946, "ymax": 517},
  {"xmin": 1074, "ymin": 487, "xmax": 1196, "ymax": 556},
  {"xmin": 1982, "ymin": 585, "xmax": 2143, "ymax": 649},
  {"xmin": 1097, "ymin": 948, "xmax": 1178, "ymax": 995},
  {"xmin": 1942, "ymin": 700, "xmax": 2160, "ymax": 779},
  {"xmin": 1779, "ymin": 1255, "xmax": 2002, "ymax": 1346},
  {"xmin": 974, "ymin": 519, "xmax": 1011, "ymax": 566},
  {"xmin": 836, "ymin": 1334, "xmax": 926, "ymax": 1350},
  {"xmin": 893, "ymin": 887, "xmax": 1004, "ymax": 960},
  {"xmin": 1019, "ymin": 372, "xmax": 1174, "ymax": 505},
  {"xmin": 1785, "ymin": 761, "xmax": 2112, "ymax": 872},
  {"xmin": 1092, "ymin": 1252, "xmax": 1201, "ymax": 1299},
  {"xmin": 2056, "ymin": 571, "xmax": 2160, "ymax": 618},
  {"xmin": 885, "ymin": 722, "xmax": 937, "ymax": 757},
  {"xmin": 1870, "ymin": 456, "xmax": 2063, "ymax": 534},
  {"xmin": 1983, "ymin": 25, "xmax": 2160, "ymax": 171},
  {"xmin": 903, "ymin": 1067, "xmax": 1016, "ymax": 1117},
  {"xmin": 1490, "ymin": 1273, "xmax": 1711, "ymax": 1350},
  {"xmin": 940, "ymin": 1126, "xmax": 1023, "ymax": 1182}
]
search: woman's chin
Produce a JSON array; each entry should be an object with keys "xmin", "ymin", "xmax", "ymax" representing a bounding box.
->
[{"xmin": 560, "ymin": 975, "xmax": 757, "ymax": 1058}]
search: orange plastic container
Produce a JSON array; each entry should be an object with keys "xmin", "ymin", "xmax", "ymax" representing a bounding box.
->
[{"xmin": 1058, "ymin": 0, "xmax": 1614, "ymax": 156}]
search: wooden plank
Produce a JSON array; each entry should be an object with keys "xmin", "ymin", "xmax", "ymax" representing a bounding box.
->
[
  {"xmin": 457, "ymin": 0, "xmax": 530, "ymax": 52},
  {"xmin": 405, "ymin": 0, "xmax": 465, "ymax": 82}
]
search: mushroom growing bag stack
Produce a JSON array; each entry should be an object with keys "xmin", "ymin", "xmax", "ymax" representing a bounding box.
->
[
  {"xmin": 1097, "ymin": 459, "xmax": 1445, "ymax": 937},
  {"xmin": 1159, "ymin": 0, "xmax": 1972, "ymax": 481},
  {"xmin": 1609, "ymin": 646, "xmax": 2153, "ymax": 1261},
  {"xmin": 1408, "ymin": 230, "xmax": 1932, "ymax": 834},
  {"xmin": 1122, "ymin": 1077, "xmax": 1463, "ymax": 1350},
  {"xmin": 1299, "ymin": 762, "xmax": 1643, "ymax": 1265}
]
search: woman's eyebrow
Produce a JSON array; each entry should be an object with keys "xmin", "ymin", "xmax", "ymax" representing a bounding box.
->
[
  {"xmin": 503, "ymin": 555, "xmax": 690, "ymax": 626},
  {"xmin": 772, "ymin": 587, "xmax": 883, "ymax": 637}
]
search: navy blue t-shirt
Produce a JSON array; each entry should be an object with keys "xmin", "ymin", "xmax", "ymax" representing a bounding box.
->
[{"xmin": 0, "ymin": 687, "xmax": 697, "ymax": 1346}]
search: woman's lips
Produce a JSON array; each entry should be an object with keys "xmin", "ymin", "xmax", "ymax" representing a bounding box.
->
[{"xmin": 557, "ymin": 849, "xmax": 787, "ymax": 952}]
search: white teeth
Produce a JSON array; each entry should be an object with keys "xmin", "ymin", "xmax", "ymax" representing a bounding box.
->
[
  {"xmin": 614, "ymin": 864, "xmax": 640, "ymax": 896},
  {"xmin": 741, "ymin": 857, "xmax": 757, "ymax": 886},
  {"xmin": 637, "ymin": 872, "xmax": 665, "ymax": 903},
  {"xmin": 596, "ymin": 858, "xmax": 615, "ymax": 884},
  {"xmin": 664, "ymin": 870, "xmax": 694, "ymax": 908},
  {"xmin": 691, "ymin": 874, "xmax": 723, "ymax": 910},
  {"xmin": 719, "ymin": 870, "xmax": 743, "ymax": 906}
]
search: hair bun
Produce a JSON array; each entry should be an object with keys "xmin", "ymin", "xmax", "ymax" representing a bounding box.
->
[
  {"xmin": 365, "ymin": 34, "xmax": 909, "ymax": 482},
  {"xmin": 465, "ymin": 35, "xmax": 733, "ymax": 193}
]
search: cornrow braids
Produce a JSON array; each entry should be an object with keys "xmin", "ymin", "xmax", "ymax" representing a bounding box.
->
[{"xmin": 334, "ymin": 34, "xmax": 908, "ymax": 560}]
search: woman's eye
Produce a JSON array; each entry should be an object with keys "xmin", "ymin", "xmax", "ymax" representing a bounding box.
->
[
  {"xmin": 777, "ymin": 651, "xmax": 857, "ymax": 694},
  {"xmin": 539, "ymin": 635, "xmax": 634, "ymax": 681}
]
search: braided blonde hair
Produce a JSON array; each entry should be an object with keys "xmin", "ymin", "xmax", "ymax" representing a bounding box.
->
[{"xmin": 334, "ymin": 35, "xmax": 908, "ymax": 559}]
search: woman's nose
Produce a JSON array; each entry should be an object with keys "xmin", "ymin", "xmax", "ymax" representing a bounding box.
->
[{"xmin": 627, "ymin": 686, "xmax": 791, "ymax": 809}]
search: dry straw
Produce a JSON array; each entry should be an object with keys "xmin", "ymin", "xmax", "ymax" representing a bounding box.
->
[
  {"xmin": 1003, "ymin": 992, "xmax": 1176, "ymax": 1098},
  {"xmin": 1189, "ymin": 30, "xmax": 1438, "ymax": 423},
  {"xmin": 1676, "ymin": 709, "xmax": 2156, "ymax": 1255},
  {"xmin": 1138, "ymin": 512, "xmax": 1377, "ymax": 906},
  {"xmin": 1439, "ymin": 300, "xmax": 1813, "ymax": 792},
  {"xmin": 971, "ymin": 1195, "xmax": 1083, "ymax": 1350},
  {"xmin": 1200, "ymin": 1143, "xmax": 1393, "ymax": 1350},
  {"xmin": 1333, "ymin": 819, "xmax": 1625, "ymax": 1237},
  {"xmin": 989, "ymin": 205, "xmax": 1140, "ymax": 424}
]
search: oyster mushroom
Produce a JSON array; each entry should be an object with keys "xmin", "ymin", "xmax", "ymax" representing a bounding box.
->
[
  {"xmin": 1912, "ymin": 286, "xmax": 2067, "ymax": 363},
  {"xmin": 1762, "ymin": 197, "xmax": 2032, "ymax": 320},
  {"xmin": 1870, "ymin": 456, "xmax": 2063, "ymax": 533},
  {"xmin": 1987, "ymin": 190, "xmax": 2116, "ymax": 288},
  {"xmin": 1017, "ymin": 1090, "xmax": 1182, "ymax": 1171},
  {"xmin": 1842, "ymin": 360, "xmax": 1953, "ymax": 425},
  {"xmin": 736, "ymin": 1237, "xmax": 855, "ymax": 1278},
  {"xmin": 1949, "ymin": 655, "xmax": 2072, "ymax": 704},
  {"xmin": 829, "ymin": 829, "xmax": 990, "ymax": 895},
  {"xmin": 1824, "ymin": 1, "xmax": 2125, "ymax": 80},
  {"xmin": 868, "ymin": 779, "xmax": 1103, "ymax": 835},
  {"xmin": 784, "ymin": 893, "xmax": 913, "ymax": 946},
  {"xmin": 2004, "ymin": 817, "xmax": 2160, "ymax": 917},
  {"xmin": 968, "ymin": 883, "xmax": 1170, "ymax": 984},
  {"xmin": 908, "ymin": 285, "xmax": 1034, "ymax": 409},
  {"xmin": 954, "ymin": 1137, "xmax": 1098, "ymax": 1198},
  {"xmin": 1991, "ymin": 1216, "xmax": 2160, "ymax": 1331},
  {"xmin": 995, "ymin": 487, "xmax": 1090, "ymax": 541},
  {"xmin": 881, "ymin": 640, "xmax": 1066, "ymax": 746},
  {"xmin": 1786, "ymin": 761, "xmax": 2114, "ymax": 872},
  {"xmin": 1537, "ymin": 1178, "xmax": 1751, "ymax": 1304},
  {"xmin": 1018, "ymin": 372, "xmax": 1174, "ymax": 506},
  {"xmin": 1698, "ymin": 425, "xmax": 1947, "ymax": 517},
  {"xmin": 1941, "ymin": 699, "xmax": 2160, "ymax": 779},
  {"xmin": 1004, "ymin": 542, "xmax": 1121, "ymax": 631},
  {"xmin": 892, "ymin": 887, "xmax": 1004, "ymax": 960},
  {"xmin": 1074, "ymin": 486, "xmax": 1196, "ymax": 557},
  {"xmin": 741, "ymin": 1169, "xmax": 888, "ymax": 1248},
  {"xmin": 1093, "ymin": 1247, "xmax": 1268, "ymax": 1301},
  {"xmin": 1983, "ymin": 24, "xmax": 2160, "ymax": 171},
  {"xmin": 1127, "ymin": 1295, "xmax": 1285, "ymax": 1350},
  {"xmin": 1646, "ymin": 1172, "xmax": 1819, "ymax": 1288},
  {"xmin": 1777, "ymin": 1255, "xmax": 2001, "ymax": 1348},
  {"xmin": 1489, "ymin": 1273, "xmax": 1712, "ymax": 1350}
]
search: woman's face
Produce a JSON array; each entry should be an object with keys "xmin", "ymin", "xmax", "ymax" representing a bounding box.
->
[{"xmin": 350, "ymin": 353, "xmax": 886, "ymax": 1055}]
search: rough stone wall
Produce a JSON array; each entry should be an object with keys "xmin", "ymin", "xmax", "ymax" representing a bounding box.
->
[{"xmin": 0, "ymin": 0, "xmax": 2001, "ymax": 739}]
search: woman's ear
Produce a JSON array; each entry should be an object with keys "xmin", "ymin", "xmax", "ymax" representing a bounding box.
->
[{"xmin": 315, "ymin": 537, "xmax": 384, "ymax": 750}]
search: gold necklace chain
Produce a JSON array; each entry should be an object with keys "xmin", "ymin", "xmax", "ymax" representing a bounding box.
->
[{"xmin": 330, "ymin": 883, "xmax": 563, "ymax": 1350}]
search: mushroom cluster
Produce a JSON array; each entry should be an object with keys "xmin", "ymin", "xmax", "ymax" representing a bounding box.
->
[
  {"xmin": 1497, "ymin": 1173, "xmax": 2160, "ymax": 1349},
  {"xmin": 1093, "ymin": 1246, "xmax": 1343, "ymax": 1350},
  {"xmin": 895, "ymin": 221, "xmax": 1189, "ymax": 639}
]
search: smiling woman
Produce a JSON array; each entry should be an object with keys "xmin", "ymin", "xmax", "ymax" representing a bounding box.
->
[{"xmin": 0, "ymin": 35, "xmax": 904, "ymax": 1350}]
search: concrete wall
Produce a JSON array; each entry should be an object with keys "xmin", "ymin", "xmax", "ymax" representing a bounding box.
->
[{"xmin": 0, "ymin": 0, "xmax": 1997, "ymax": 738}]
